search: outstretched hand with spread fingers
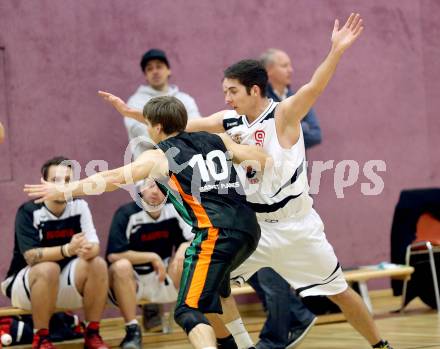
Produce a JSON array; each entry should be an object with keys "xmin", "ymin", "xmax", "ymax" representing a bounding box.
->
[
  {"xmin": 98, "ymin": 90, "xmax": 130, "ymax": 116},
  {"xmin": 331, "ymin": 13, "xmax": 364, "ymax": 52},
  {"xmin": 24, "ymin": 178, "xmax": 68, "ymax": 204},
  {"xmin": 98, "ymin": 90, "xmax": 145, "ymax": 123}
]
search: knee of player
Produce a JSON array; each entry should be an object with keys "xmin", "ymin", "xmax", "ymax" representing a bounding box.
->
[
  {"xmin": 174, "ymin": 305, "xmax": 210, "ymax": 335},
  {"xmin": 29, "ymin": 262, "xmax": 60, "ymax": 284},
  {"xmin": 88, "ymin": 255, "xmax": 107, "ymax": 270},
  {"xmin": 79, "ymin": 255, "xmax": 107, "ymax": 273},
  {"xmin": 108, "ymin": 258, "xmax": 133, "ymax": 278}
]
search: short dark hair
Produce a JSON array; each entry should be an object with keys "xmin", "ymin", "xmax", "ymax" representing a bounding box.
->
[
  {"xmin": 143, "ymin": 96, "xmax": 187, "ymax": 135},
  {"xmin": 41, "ymin": 156, "xmax": 72, "ymax": 181},
  {"xmin": 224, "ymin": 59, "xmax": 268, "ymax": 97}
]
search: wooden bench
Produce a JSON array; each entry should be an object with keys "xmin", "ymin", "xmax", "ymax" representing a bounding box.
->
[
  {"xmin": 0, "ymin": 265, "xmax": 414, "ymax": 318},
  {"xmin": 343, "ymin": 265, "xmax": 414, "ymax": 312},
  {"xmin": 0, "ymin": 286, "xmax": 256, "ymax": 318},
  {"xmin": 232, "ymin": 265, "xmax": 415, "ymax": 314}
]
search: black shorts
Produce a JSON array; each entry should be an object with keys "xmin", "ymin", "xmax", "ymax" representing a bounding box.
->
[{"xmin": 176, "ymin": 226, "xmax": 259, "ymax": 315}]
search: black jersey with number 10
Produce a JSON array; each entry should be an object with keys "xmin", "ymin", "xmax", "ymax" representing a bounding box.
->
[{"xmin": 156, "ymin": 131, "xmax": 259, "ymax": 236}]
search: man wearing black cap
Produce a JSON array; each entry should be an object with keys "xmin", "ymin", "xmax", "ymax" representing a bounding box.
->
[{"xmin": 125, "ymin": 48, "xmax": 200, "ymax": 159}]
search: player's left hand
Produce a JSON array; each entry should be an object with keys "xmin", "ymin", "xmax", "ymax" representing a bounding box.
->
[
  {"xmin": 24, "ymin": 178, "xmax": 68, "ymax": 203},
  {"xmin": 331, "ymin": 13, "xmax": 364, "ymax": 53}
]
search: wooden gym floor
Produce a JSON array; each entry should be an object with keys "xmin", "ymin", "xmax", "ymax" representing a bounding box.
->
[{"xmin": 15, "ymin": 289, "xmax": 440, "ymax": 349}]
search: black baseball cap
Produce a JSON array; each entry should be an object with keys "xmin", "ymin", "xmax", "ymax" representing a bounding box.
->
[{"xmin": 140, "ymin": 49, "xmax": 170, "ymax": 72}]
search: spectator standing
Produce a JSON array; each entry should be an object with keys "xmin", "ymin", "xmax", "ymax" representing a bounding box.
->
[{"xmin": 125, "ymin": 49, "xmax": 200, "ymax": 159}]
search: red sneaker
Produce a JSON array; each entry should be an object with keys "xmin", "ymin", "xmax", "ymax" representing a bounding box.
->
[
  {"xmin": 84, "ymin": 331, "xmax": 109, "ymax": 349},
  {"xmin": 32, "ymin": 335, "xmax": 56, "ymax": 349}
]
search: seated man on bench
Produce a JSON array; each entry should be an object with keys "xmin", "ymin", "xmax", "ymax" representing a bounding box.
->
[
  {"xmin": 1, "ymin": 156, "xmax": 109, "ymax": 349},
  {"xmin": 106, "ymin": 179, "xmax": 193, "ymax": 349}
]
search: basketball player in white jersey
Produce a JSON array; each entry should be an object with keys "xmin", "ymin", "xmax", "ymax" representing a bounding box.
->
[{"xmin": 99, "ymin": 13, "xmax": 393, "ymax": 349}]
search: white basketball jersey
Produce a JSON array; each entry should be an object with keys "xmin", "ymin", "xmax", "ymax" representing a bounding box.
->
[{"xmin": 223, "ymin": 100, "xmax": 313, "ymax": 221}]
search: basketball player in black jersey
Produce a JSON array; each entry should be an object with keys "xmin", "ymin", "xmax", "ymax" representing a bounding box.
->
[{"xmin": 25, "ymin": 96, "xmax": 270, "ymax": 349}]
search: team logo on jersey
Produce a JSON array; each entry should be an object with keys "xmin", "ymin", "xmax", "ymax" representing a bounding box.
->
[
  {"xmin": 231, "ymin": 133, "xmax": 243, "ymax": 144},
  {"xmin": 246, "ymin": 166, "xmax": 256, "ymax": 179},
  {"xmin": 246, "ymin": 166, "xmax": 259, "ymax": 184},
  {"xmin": 254, "ymin": 130, "xmax": 265, "ymax": 146}
]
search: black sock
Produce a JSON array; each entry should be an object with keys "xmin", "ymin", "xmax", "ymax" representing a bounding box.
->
[
  {"xmin": 217, "ymin": 334, "xmax": 238, "ymax": 349},
  {"xmin": 372, "ymin": 339, "xmax": 388, "ymax": 348}
]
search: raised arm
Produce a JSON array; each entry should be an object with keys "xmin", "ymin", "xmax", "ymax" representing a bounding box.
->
[
  {"xmin": 99, "ymin": 90, "xmax": 227, "ymax": 134},
  {"xmin": 186, "ymin": 110, "xmax": 227, "ymax": 133},
  {"xmin": 98, "ymin": 91, "xmax": 145, "ymax": 124},
  {"xmin": 278, "ymin": 13, "xmax": 363, "ymax": 129},
  {"xmin": 219, "ymin": 133, "xmax": 272, "ymax": 169},
  {"xmin": 24, "ymin": 149, "xmax": 168, "ymax": 203}
]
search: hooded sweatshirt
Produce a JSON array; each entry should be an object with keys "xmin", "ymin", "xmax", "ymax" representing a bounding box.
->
[{"xmin": 124, "ymin": 84, "xmax": 200, "ymax": 159}]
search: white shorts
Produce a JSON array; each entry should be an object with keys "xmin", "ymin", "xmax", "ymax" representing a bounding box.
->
[
  {"xmin": 1, "ymin": 259, "xmax": 83, "ymax": 310},
  {"xmin": 231, "ymin": 209, "xmax": 348, "ymax": 297},
  {"xmin": 109, "ymin": 271, "xmax": 178, "ymax": 305}
]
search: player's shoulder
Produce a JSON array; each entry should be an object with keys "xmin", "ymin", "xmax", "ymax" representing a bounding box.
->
[
  {"xmin": 191, "ymin": 131, "xmax": 225, "ymax": 147},
  {"xmin": 222, "ymin": 109, "xmax": 240, "ymax": 120},
  {"xmin": 18, "ymin": 200, "xmax": 43, "ymax": 215},
  {"xmin": 115, "ymin": 201, "xmax": 142, "ymax": 218},
  {"xmin": 179, "ymin": 130, "xmax": 220, "ymax": 142},
  {"xmin": 69, "ymin": 198, "xmax": 91, "ymax": 211},
  {"xmin": 223, "ymin": 110, "xmax": 244, "ymax": 131}
]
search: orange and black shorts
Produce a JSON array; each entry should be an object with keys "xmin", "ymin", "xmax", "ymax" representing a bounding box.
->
[{"xmin": 176, "ymin": 226, "xmax": 259, "ymax": 315}]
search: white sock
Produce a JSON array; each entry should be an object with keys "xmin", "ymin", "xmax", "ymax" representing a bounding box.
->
[
  {"xmin": 202, "ymin": 347, "xmax": 217, "ymax": 349},
  {"xmin": 225, "ymin": 318, "xmax": 253, "ymax": 349},
  {"xmin": 125, "ymin": 319, "xmax": 138, "ymax": 327}
]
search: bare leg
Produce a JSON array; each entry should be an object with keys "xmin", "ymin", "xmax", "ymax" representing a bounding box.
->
[
  {"xmin": 219, "ymin": 296, "xmax": 241, "ymax": 323},
  {"xmin": 328, "ymin": 287, "xmax": 381, "ymax": 344},
  {"xmin": 218, "ymin": 296, "xmax": 253, "ymax": 349},
  {"xmin": 28, "ymin": 262, "xmax": 60, "ymax": 329},
  {"xmin": 168, "ymin": 258, "xmax": 183, "ymax": 289},
  {"xmin": 187, "ymin": 323, "xmax": 217, "ymax": 349},
  {"xmin": 108, "ymin": 259, "xmax": 137, "ymax": 322},
  {"xmin": 75, "ymin": 256, "xmax": 108, "ymax": 322},
  {"xmin": 206, "ymin": 313, "xmax": 231, "ymax": 338}
]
